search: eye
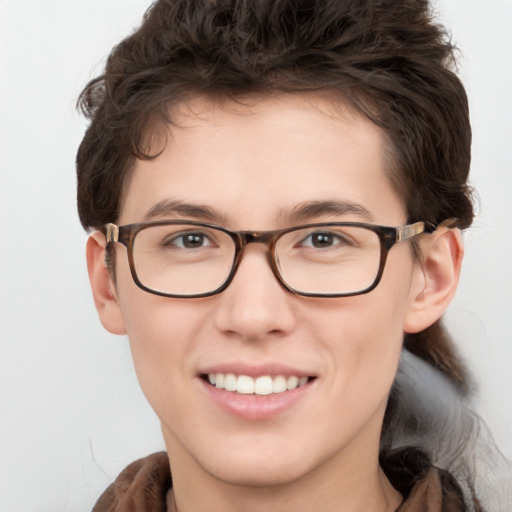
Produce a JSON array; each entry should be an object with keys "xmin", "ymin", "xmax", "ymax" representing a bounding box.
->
[
  {"xmin": 164, "ymin": 231, "xmax": 215, "ymax": 249},
  {"xmin": 300, "ymin": 231, "xmax": 349, "ymax": 249}
]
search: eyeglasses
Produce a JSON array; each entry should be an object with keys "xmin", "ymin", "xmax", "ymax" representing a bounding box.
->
[{"xmin": 105, "ymin": 220, "xmax": 435, "ymax": 298}]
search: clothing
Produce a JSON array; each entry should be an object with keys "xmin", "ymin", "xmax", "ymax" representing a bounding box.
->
[{"xmin": 92, "ymin": 449, "xmax": 467, "ymax": 512}]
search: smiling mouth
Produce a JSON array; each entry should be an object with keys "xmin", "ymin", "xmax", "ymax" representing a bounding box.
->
[{"xmin": 203, "ymin": 373, "xmax": 314, "ymax": 396}]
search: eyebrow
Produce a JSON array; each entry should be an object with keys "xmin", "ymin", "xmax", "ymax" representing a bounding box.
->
[
  {"xmin": 281, "ymin": 200, "xmax": 373, "ymax": 223},
  {"xmin": 143, "ymin": 198, "xmax": 373, "ymax": 226},
  {"xmin": 143, "ymin": 199, "xmax": 229, "ymax": 224}
]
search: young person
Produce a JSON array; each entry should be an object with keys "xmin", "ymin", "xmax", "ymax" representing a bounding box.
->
[{"xmin": 76, "ymin": 0, "xmax": 508, "ymax": 510}]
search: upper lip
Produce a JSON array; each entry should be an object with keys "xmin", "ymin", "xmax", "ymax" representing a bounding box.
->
[{"xmin": 199, "ymin": 361, "xmax": 316, "ymax": 378}]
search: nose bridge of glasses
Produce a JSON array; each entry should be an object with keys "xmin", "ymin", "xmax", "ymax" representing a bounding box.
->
[
  {"xmin": 239, "ymin": 231, "xmax": 276, "ymax": 246},
  {"xmin": 235, "ymin": 231, "xmax": 281, "ymax": 277},
  {"xmin": 237, "ymin": 231, "xmax": 280, "ymax": 262}
]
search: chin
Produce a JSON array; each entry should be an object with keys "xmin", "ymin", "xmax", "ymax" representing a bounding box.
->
[
  {"xmin": 205, "ymin": 456, "xmax": 312, "ymax": 488},
  {"xmin": 193, "ymin": 434, "xmax": 340, "ymax": 489}
]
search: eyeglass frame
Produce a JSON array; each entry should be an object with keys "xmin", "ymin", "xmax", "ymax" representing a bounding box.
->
[{"xmin": 104, "ymin": 220, "xmax": 436, "ymax": 299}]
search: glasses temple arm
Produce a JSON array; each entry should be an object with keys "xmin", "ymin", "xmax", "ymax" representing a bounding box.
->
[{"xmin": 396, "ymin": 221, "xmax": 431, "ymax": 242}]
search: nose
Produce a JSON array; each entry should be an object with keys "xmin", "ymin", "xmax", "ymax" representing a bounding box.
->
[{"xmin": 213, "ymin": 245, "xmax": 297, "ymax": 343}]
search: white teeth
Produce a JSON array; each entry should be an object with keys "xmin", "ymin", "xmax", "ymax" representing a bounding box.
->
[
  {"xmin": 207, "ymin": 373, "xmax": 310, "ymax": 395},
  {"xmin": 237, "ymin": 375, "xmax": 255, "ymax": 394},
  {"xmin": 286, "ymin": 376, "xmax": 299, "ymax": 390},
  {"xmin": 272, "ymin": 375, "xmax": 287, "ymax": 393},
  {"xmin": 224, "ymin": 373, "xmax": 237, "ymax": 391},
  {"xmin": 254, "ymin": 376, "xmax": 273, "ymax": 395}
]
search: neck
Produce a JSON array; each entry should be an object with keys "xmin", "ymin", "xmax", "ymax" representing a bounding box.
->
[
  {"xmin": 167, "ymin": 470, "xmax": 401, "ymax": 512},
  {"xmin": 165, "ymin": 436, "xmax": 402, "ymax": 512}
]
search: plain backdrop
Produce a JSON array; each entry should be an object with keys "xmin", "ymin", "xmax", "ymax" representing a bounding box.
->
[{"xmin": 0, "ymin": 1, "xmax": 511, "ymax": 510}]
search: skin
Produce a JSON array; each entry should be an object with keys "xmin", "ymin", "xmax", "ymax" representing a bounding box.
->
[{"xmin": 87, "ymin": 93, "xmax": 463, "ymax": 512}]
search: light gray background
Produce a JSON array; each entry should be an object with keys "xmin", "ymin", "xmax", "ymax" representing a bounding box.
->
[{"xmin": 0, "ymin": 1, "xmax": 510, "ymax": 511}]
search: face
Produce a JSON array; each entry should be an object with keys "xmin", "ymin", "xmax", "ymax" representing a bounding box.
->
[{"xmin": 98, "ymin": 94, "xmax": 429, "ymax": 488}]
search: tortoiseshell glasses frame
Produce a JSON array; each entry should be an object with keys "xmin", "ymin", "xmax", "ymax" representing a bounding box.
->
[{"xmin": 105, "ymin": 220, "xmax": 436, "ymax": 298}]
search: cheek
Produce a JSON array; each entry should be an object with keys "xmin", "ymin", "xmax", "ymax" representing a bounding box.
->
[
  {"xmin": 116, "ymin": 285, "xmax": 206, "ymax": 407},
  {"xmin": 316, "ymin": 299, "xmax": 403, "ymax": 384},
  {"xmin": 307, "ymin": 263, "xmax": 413, "ymax": 410}
]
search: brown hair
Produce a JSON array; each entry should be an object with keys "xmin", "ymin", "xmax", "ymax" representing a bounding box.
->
[{"xmin": 77, "ymin": 0, "xmax": 481, "ymax": 506}]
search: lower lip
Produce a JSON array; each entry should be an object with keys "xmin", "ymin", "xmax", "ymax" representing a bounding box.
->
[{"xmin": 200, "ymin": 378, "xmax": 314, "ymax": 420}]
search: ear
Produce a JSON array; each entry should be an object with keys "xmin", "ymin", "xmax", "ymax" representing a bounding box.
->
[
  {"xmin": 404, "ymin": 227, "xmax": 464, "ymax": 334},
  {"xmin": 86, "ymin": 231, "xmax": 127, "ymax": 335}
]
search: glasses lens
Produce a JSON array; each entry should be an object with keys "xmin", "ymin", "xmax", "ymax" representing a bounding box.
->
[
  {"xmin": 275, "ymin": 225, "xmax": 381, "ymax": 295},
  {"xmin": 132, "ymin": 224, "xmax": 236, "ymax": 296}
]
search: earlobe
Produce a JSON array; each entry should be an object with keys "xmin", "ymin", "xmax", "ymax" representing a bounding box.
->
[
  {"xmin": 404, "ymin": 227, "xmax": 464, "ymax": 334},
  {"xmin": 86, "ymin": 231, "xmax": 127, "ymax": 335}
]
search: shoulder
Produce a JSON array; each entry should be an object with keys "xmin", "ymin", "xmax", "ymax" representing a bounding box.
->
[{"xmin": 92, "ymin": 452, "xmax": 172, "ymax": 512}]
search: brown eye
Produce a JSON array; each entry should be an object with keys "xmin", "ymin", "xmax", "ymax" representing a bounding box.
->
[
  {"xmin": 300, "ymin": 231, "xmax": 349, "ymax": 249},
  {"xmin": 162, "ymin": 231, "xmax": 213, "ymax": 249},
  {"xmin": 181, "ymin": 233, "xmax": 206, "ymax": 248},
  {"xmin": 310, "ymin": 232, "xmax": 335, "ymax": 247}
]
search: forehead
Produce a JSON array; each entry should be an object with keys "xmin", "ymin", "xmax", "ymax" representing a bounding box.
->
[{"xmin": 119, "ymin": 93, "xmax": 405, "ymax": 227}]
